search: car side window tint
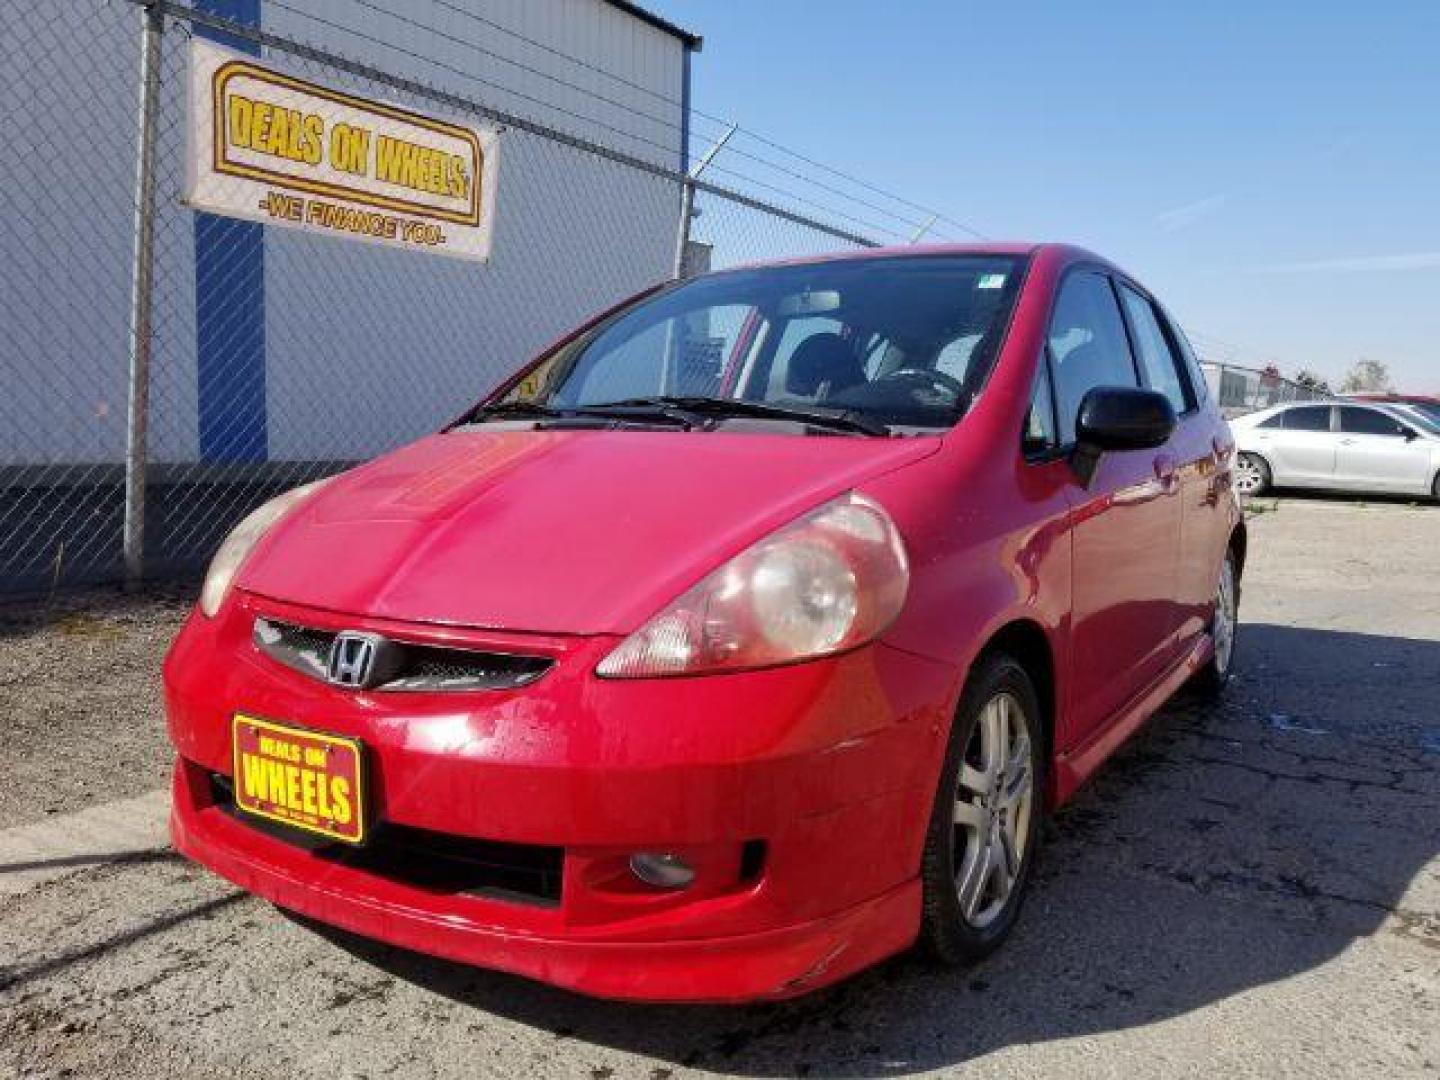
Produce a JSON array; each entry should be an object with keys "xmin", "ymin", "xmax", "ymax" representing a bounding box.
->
[
  {"xmin": 1023, "ymin": 361, "xmax": 1057, "ymax": 454},
  {"xmin": 1340, "ymin": 406, "xmax": 1410, "ymax": 437},
  {"xmin": 1258, "ymin": 413, "xmax": 1285, "ymax": 429},
  {"xmin": 1283, "ymin": 405, "xmax": 1331, "ymax": 432},
  {"xmin": 1047, "ymin": 271, "xmax": 1139, "ymax": 443},
  {"xmin": 1118, "ymin": 284, "xmax": 1192, "ymax": 414}
]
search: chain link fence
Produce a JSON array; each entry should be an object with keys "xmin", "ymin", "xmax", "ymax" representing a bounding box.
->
[
  {"xmin": 1199, "ymin": 361, "xmax": 1328, "ymax": 418},
  {"xmin": 1, "ymin": 0, "xmax": 880, "ymax": 597}
]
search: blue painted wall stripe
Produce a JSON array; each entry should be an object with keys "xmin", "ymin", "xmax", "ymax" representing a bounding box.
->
[
  {"xmin": 679, "ymin": 45, "xmax": 692, "ymax": 173},
  {"xmin": 195, "ymin": 0, "xmax": 267, "ymax": 464}
]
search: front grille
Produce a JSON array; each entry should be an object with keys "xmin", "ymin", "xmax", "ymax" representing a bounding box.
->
[
  {"xmin": 253, "ymin": 617, "xmax": 552, "ymax": 692},
  {"xmin": 210, "ymin": 773, "xmax": 563, "ymax": 906}
]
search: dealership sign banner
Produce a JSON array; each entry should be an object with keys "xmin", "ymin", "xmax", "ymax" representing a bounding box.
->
[{"xmin": 186, "ymin": 40, "xmax": 499, "ymax": 262}]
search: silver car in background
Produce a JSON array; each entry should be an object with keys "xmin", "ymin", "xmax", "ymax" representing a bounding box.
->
[{"xmin": 1230, "ymin": 401, "xmax": 1440, "ymax": 498}]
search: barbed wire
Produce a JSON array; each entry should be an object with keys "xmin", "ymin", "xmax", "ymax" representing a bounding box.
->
[{"xmin": 273, "ymin": 0, "xmax": 985, "ymax": 242}]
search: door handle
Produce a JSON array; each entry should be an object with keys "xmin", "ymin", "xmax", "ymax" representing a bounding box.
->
[{"xmin": 1339, "ymin": 438, "xmax": 1356, "ymax": 446}]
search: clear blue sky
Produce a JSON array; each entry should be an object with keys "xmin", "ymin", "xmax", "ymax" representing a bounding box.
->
[{"xmin": 651, "ymin": 1, "xmax": 1440, "ymax": 391}]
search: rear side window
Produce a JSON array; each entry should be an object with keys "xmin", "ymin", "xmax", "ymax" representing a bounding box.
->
[
  {"xmin": 1047, "ymin": 271, "xmax": 1138, "ymax": 443},
  {"xmin": 1339, "ymin": 406, "xmax": 1411, "ymax": 437},
  {"xmin": 1258, "ymin": 412, "xmax": 1285, "ymax": 429},
  {"xmin": 1161, "ymin": 310, "xmax": 1209, "ymax": 403},
  {"xmin": 1118, "ymin": 284, "xmax": 1192, "ymax": 414},
  {"xmin": 1283, "ymin": 405, "xmax": 1332, "ymax": 432}
]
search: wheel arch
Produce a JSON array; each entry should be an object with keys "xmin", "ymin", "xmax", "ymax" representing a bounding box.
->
[
  {"xmin": 1229, "ymin": 519, "xmax": 1248, "ymax": 581},
  {"xmin": 972, "ymin": 619, "xmax": 1056, "ymax": 796}
]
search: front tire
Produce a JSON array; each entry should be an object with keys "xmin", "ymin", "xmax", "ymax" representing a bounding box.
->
[
  {"xmin": 920, "ymin": 653, "xmax": 1043, "ymax": 964},
  {"xmin": 1191, "ymin": 548, "xmax": 1239, "ymax": 699},
  {"xmin": 1234, "ymin": 453, "xmax": 1271, "ymax": 496}
]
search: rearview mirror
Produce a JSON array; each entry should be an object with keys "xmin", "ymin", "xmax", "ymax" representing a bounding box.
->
[
  {"xmin": 777, "ymin": 289, "xmax": 841, "ymax": 317},
  {"xmin": 1071, "ymin": 386, "xmax": 1177, "ymax": 485}
]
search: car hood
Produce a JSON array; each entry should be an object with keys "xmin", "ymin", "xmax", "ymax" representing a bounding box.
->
[{"xmin": 238, "ymin": 429, "xmax": 940, "ymax": 635}]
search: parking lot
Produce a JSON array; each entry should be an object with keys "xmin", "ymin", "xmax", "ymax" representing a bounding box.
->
[{"xmin": 1, "ymin": 496, "xmax": 1436, "ymax": 1079}]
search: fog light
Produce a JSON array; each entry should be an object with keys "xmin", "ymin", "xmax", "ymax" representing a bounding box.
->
[{"xmin": 628, "ymin": 852, "xmax": 696, "ymax": 889}]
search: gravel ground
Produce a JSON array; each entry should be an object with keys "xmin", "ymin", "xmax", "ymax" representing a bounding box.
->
[
  {"xmin": 0, "ymin": 586, "xmax": 191, "ymax": 829},
  {"xmin": 0, "ymin": 497, "xmax": 1436, "ymax": 1078}
]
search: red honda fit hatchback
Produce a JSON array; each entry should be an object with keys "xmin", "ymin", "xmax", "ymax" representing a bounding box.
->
[{"xmin": 165, "ymin": 243, "xmax": 1243, "ymax": 1002}]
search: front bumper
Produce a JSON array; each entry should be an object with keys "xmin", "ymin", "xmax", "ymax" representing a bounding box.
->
[{"xmin": 164, "ymin": 593, "xmax": 958, "ymax": 1002}]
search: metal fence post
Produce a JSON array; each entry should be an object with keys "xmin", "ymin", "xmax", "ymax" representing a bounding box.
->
[
  {"xmin": 671, "ymin": 124, "xmax": 735, "ymax": 280},
  {"xmin": 123, "ymin": 3, "xmax": 163, "ymax": 588},
  {"xmin": 671, "ymin": 177, "xmax": 695, "ymax": 279}
]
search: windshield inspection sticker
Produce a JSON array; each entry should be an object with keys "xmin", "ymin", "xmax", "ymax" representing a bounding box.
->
[{"xmin": 977, "ymin": 273, "xmax": 1007, "ymax": 290}]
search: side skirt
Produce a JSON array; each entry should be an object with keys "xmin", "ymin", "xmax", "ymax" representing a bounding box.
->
[{"xmin": 1051, "ymin": 632, "xmax": 1214, "ymax": 806}]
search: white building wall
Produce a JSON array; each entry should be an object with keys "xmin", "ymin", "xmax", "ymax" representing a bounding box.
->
[
  {"xmin": 0, "ymin": 0, "xmax": 143, "ymax": 467},
  {"xmin": 269, "ymin": 0, "xmax": 685, "ymax": 168},
  {"xmin": 257, "ymin": 0, "xmax": 687, "ymax": 461},
  {"xmin": 1, "ymin": 0, "xmax": 689, "ymax": 466}
]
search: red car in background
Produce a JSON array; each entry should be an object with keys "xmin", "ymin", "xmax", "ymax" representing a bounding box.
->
[{"xmin": 164, "ymin": 244, "xmax": 1244, "ymax": 1002}]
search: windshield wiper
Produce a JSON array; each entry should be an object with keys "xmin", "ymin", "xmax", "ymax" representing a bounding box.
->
[
  {"xmin": 598, "ymin": 396, "xmax": 891, "ymax": 437},
  {"xmin": 468, "ymin": 399, "xmax": 697, "ymax": 429},
  {"xmin": 562, "ymin": 399, "xmax": 709, "ymax": 429},
  {"xmin": 471, "ymin": 400, "xmax": 561, "ymax": 420}
]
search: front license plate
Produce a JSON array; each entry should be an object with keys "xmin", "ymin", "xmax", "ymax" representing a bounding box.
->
[{"xmin": 231, "ymin": 714, "xmax": 366, "ymax": 844}]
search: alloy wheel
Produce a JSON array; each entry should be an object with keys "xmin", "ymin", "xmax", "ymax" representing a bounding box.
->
[
  {"xmin": 1234, "ymin": 455, "xmax": 1266, "ymax": 495},
  {"xmin": 952, "ymin": 691, "xmax": 1035, "ymax": 929},
  {"xmin": 1213, "ymin": 555, "xmax": 1237, "ymax": 676}
]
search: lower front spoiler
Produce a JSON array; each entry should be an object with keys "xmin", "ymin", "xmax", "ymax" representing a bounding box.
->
[{"xmin": 170, "ymin": 766, "xmax": 922, "ymax": 1004}]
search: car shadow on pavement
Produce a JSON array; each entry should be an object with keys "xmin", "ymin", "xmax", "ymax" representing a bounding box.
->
[{"xmin": 303, "ymin": 623, "xmax": 1439, "ymax": 1076}]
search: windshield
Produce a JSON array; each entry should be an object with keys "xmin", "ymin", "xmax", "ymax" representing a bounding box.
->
[{"xmin": 494, "ymin": 254, "xmax": 1027, "ymax": 432}]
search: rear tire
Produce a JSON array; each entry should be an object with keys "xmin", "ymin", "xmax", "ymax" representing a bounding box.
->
[
  {"xmin": 1234, "ymin": 453, "xmax": 1271, "ymax": 497},
  {"xmin": 919, "ymin": 653, "xmax": 1044, "ymax": 965},
  {"xmin": 1191, "ymin": 548, "xmax": 1239, "ymax": 700},
  {"xmin": 1432, "ymin": 471, "xmax": 1440, "ymax": 502}
]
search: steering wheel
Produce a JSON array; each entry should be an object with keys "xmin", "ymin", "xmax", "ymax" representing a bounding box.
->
[{"xmin": 876, "ymin": 367, "xmax": 967, "ymax": 403}]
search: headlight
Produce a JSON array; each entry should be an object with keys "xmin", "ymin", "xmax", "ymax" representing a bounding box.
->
[
  {"xmin": 199, "ymin": 479, "xmax": 330, "ymax": 617},
  {"xmin": 597, "ymin": 492, "xmax": 909, "ymax": 678}
]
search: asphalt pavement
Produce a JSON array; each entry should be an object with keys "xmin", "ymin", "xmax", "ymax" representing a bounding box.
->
[{"xmin": 1, "ymin": 496, "xmax": 1436, "ymax": 1078}]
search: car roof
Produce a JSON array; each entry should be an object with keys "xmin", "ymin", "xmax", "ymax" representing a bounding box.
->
[{"xmin": 716, "ymin": 242, "xmax": 1116, "ymax": 277}]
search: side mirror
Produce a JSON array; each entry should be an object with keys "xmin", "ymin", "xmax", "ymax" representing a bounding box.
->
[{"xmin": 1071, "ymin": 386, "xmax": 1177, "ymax": 486}]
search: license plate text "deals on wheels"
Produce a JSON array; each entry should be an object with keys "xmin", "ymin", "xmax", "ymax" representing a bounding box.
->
[{"xmin": 231, "ymin": 715, "xmax": 365, "ymax": 843}]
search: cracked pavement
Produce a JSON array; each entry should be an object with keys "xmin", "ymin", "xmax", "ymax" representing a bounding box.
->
[{"xmin": 0, "ymin": 495, "xmax": 1436, "ymax": 1078}]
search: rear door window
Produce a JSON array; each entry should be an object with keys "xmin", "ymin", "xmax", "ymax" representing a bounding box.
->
[
  {"xmin": 1047, "ymin": 271, "xmax": 1139, "ymax": 443},
  {"xmin": 1160, "ymin": 308, "xmax": 1209, "ymax": 403},
  {"xmin": 1282, "ymin": 405, "xmax": 1332, "ymax": 432},
  {"xmin": 1339, "ymin": 406, "xmax": 1411, "ymax": 437},
  {"xmin": 1117, "ymin": 284, "xmax": 1192, "ymax": 415}
]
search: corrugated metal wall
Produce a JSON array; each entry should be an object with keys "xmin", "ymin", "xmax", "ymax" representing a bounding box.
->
[{"xmin": 2, "ymin": 0, "xmax": 687, "ymax": 468}]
